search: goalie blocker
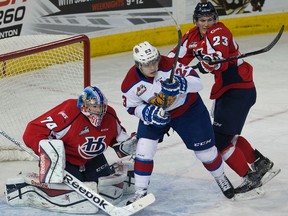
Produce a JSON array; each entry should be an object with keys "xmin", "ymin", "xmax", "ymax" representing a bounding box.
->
[{"xmin": 5, "ymin": 160, "xmax": 135, "ymax": 214}]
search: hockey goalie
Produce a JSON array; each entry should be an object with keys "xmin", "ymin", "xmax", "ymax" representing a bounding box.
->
[{"xmin": 5, "ymin": 86, "xmax": 137, "ymax": 214}]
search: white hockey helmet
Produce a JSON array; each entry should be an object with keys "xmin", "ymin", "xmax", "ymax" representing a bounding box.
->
[
  {"xmin": 77, "ymin": 86, "xmax": 108, "ymax": 127},
  {"xmin": 133, "ymin": 41, "xmax": 160, "ymax": 69}
]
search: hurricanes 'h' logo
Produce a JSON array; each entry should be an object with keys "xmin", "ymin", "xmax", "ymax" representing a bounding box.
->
[{"xmin": 78, "ymin": 136, "xmax": 107, "ymax": 159}]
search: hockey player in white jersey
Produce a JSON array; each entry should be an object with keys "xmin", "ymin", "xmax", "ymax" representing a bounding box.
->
[{"xmin": 121, "ymin": 41, "xmax": 235, "ymax": 204}]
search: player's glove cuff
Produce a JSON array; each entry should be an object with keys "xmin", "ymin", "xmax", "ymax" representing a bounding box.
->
[
  {"xmin": 174, "ymin": 75, "xmax": 187, "ymax": 94},
  {"xmin": 161, "ymin": 78, "xmax": 180, "ymax": 96}
]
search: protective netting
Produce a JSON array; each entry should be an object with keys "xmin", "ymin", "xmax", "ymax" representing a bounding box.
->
[{"xmin": 0, "ymin": 34, "xmax": 90, "ymax": 161}]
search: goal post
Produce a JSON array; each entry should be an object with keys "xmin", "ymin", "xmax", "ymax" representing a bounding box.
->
[{"xmin": 0, "ymin": 34, "xmax": 91, "ymax": 161}]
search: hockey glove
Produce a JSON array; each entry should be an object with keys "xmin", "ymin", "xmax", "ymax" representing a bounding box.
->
[
  {"xmin": 174, "ymin": 75, "xmax": 187, "ymax": 94},
  {"xmin": 161, "ymin": 78, "xmax": 180, "ymax": 96},
  {"xmin": 197, "ymin": 55, "xmax": 216, "ymax": 74},
  {"xmin": 161, "ymin": 75, "xmax": 187, "ymax": 96},
  {"xmin": 142, "ymin": 104, "xmax": 171, "ymax": 127},
  {"xmin": 113, "ymin": 132, "xmax": 137, "ymax": 158}
]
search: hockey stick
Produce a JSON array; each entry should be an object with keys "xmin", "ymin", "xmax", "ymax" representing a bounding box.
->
[
  {"xmin": 193, "ymin": 25, "xmax": 284, "ymax": 68},
  {"xmin": 0, "ymin": 130, "xmax": 155, "ymax": 216},
  {"xmin": 162, "ymin": 9, "xmax": 183, "ymax": 110},
  {"xmin": 168, "ymin": 17, "xmax": 182, "ymax": 82}
]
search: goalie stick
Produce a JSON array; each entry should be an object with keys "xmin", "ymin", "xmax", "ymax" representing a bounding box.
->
[
  {"xmin": 193, "ymin": 25, "xmax": 284, "ymax": 68},
  {"xmin": 0, "ymin": 130, "xmax": 155, "ymax": 216}
]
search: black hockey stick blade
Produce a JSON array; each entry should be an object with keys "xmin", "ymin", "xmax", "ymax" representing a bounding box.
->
[{"xmin": 209, "ymin": 25, "xmax": 285, "ymax": 64}]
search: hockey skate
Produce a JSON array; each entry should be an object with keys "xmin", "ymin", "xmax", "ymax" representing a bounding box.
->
[
  {"xmin": 234, "ymin": 169, "xmax": 262, "ymax": 194},
  {"xmin": 126, "ymin": 188, "xmax": 147, "ymax": 205},
  {"xmin": 233, "ymin": 169, "xmax": 265, "ymax": 200},
  {"xmin": 251, "ymin": 149, "xmax": 281, "ymax": 185},
  {"xmin": 215, "ymin": 174, "xmax": 235, "ymax": 199}
]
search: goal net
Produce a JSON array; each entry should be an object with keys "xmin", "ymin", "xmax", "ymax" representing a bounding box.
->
[{"xmin": 0, "ymin": 34, "xmax": 90, "ymax": 161}]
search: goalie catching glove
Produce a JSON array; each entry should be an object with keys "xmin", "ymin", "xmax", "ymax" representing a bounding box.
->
[{"xmin": 113, "ymin": 132, "xmax": 138, "ymax": 158}]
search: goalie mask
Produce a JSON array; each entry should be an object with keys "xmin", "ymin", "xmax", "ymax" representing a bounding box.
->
[
  {"xmin": 77, "ymin": 86, "xmax": 108, "ymax": 127},
  {"xmin": 193, "ymin": 1, "xmax": 218, "ymax": 23},
  {"xmin": 133, "ymin": 41, "xmax": 160, "ymax": 70}
]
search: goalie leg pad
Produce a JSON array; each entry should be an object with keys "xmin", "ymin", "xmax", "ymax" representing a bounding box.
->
[
  {"xmin": 111, "ymin": 160, "xmax": 135, "ymax": 195},
  {"xmin": 39, "ymin": 139, "xmax": 65, "ymax": 183},
  {"xmin": 98, "ymin": 160, "xmax": 136, "ymax": 204},
  {"xmin": 121, "ymin": 160, "xmax": 136, "ymax": 195},
  {"xmin": 98, "ymin": 174, "xmax": 125, "ymax": 205},
  {"xmin": 5, "ymin": 172, "xmax": 99, "ymax": 214}
]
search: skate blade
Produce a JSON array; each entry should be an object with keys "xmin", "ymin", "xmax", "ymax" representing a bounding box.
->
[
  {"xmin": 261, "ymin": 167, "xmax": 281, "ymax": 185},
  {"xmin": 233, "ymin": 187, "xmax": 265, "ymax": 201}
]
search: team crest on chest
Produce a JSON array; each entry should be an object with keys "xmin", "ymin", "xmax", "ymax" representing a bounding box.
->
[
  {"xmin": 149, "ymin": 92, "xmax": 176, "ymax": 108},
  {"xmin": 136, "ymin": 84, "xmax": 147, "ymax": 96},
  {"xmin": 78, "ymin": 136, "xmax": 107, "ymax": 159}
]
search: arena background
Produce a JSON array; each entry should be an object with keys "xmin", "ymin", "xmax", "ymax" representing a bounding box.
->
[{"xmin": 0, "ymin": 0, "xmax": 287, "ymax": 57}]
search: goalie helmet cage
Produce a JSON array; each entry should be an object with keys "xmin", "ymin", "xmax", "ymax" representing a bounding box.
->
[{"xmin": 0, "ymin": 34, "xmax": 91, "ymax": 161}]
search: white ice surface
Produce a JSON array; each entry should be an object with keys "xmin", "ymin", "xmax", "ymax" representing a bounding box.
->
[{"xmin": 1, "ymin": 31, "xmax": 287, "ymax": 216}]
